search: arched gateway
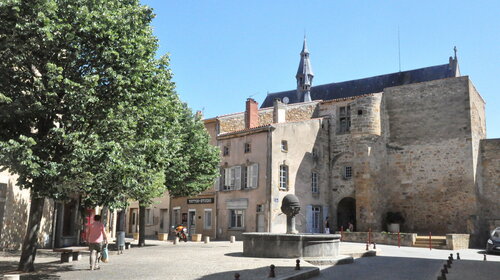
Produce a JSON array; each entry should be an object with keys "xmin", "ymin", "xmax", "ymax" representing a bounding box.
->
[{"xmin": 337, "ymin": 197, "xmax": 356, "ymax": 231}]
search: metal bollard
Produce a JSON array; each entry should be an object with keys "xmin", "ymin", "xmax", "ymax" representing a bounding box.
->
[
  {"xmin": 373, "ymin": 242, "xmax": 376, "ymax": 249},
  {"xmin": 443, "ymin": 264, "xmax": 448, "ymax": 274},
  {"xmin": 448, "ymin": 256, "xmax": 453, "ymax": 264},
  {"xmin": 449, "ymin": 253, "xmax": 453, "ymax": 260},
  {"xmin": 446, "ymin": 259, "xmax": 451, "ymax": 268},
  {"xmin": 366, "ymin": 241, "xmax": 369, "ymax": 251},
  {"xmin": 456, "ymin": 252, "xmax": 460, "ymax": 260},
  {"xmin": 440, "ymin": 270, "xmax": 447, "ymax": 280},
  {"xmin": 483, "ymin": 254, "xmax": 487, "ymax": 261},
  {"xmin": 204, "ymin": 236, "xmax": 210, "ymax": 244},
  {"xmin": 269, "ymin": 264, "xmax": 276, "ymax": 278},
  {"xmin": 230, "ymin": 236, "xmax": 236, "ymax": 243},
  {"xmin": 295, "ymin": 259, "xmax": 301, "ymax": 270},
  {"xmin": 234, "ymin": 272, "xmax": 240, "ymax": 279}
]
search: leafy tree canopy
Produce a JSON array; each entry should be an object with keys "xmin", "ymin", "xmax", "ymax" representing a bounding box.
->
[{"xmin": 0, "ymin": 0, "xmax": 184, "ymax": 206}]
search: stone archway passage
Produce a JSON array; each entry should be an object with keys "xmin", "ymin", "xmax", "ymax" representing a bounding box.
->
[{"xmin": 337, "ymin": 197, "xmax": 356, "ymax": 231}]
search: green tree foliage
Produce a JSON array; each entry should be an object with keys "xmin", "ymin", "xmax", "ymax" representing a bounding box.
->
[
  {"xmin": 0, "ymin": 0, "xmax": 208, "ymax": 271},
  {"xmin": 165, "ymin": 107, "xmax": 220, "ymax": 198}
]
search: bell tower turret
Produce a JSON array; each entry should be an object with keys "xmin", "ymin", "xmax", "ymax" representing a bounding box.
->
[{"xmin": 296, "ymin": 37, "xmax": 314, "ymax": 102}]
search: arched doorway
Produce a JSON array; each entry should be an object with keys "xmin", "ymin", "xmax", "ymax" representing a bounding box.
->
[{"xmin": 337, "ymin": 197, "xmax": 356, "ymax": 231}]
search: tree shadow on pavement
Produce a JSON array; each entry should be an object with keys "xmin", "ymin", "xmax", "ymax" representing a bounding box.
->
[{"xmin": 0, "ymin": 259, "xmax": 81, "ymax": 280}]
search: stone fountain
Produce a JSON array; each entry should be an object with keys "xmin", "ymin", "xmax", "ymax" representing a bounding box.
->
[{"xmin": 243, "ymin": 194, "xmax": 346, "ymax": 262}]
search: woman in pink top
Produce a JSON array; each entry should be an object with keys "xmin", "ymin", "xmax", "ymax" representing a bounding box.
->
[{"xmin": 86, "ymin": 214, "xmax": 108, "ymax": 270}]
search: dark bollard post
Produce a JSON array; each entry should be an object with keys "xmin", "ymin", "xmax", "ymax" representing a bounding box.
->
[
  {"xmin": 446, "ymin": 259, "xmax": 451, "ymax": 269},
  {"xmin": 441, "ymin": 270, "xmax": 447, "ymax": 280},
  {"xmin": 448, "ymin": 256, "xmax": 453, "ymax": 264},
  {"xmin": 443, "ymin": 264, "xmax": 448, "ymax": 273},
  {"xmin": 449, "ymin": 253, "xmax": 453, "ymax": 260},
  {"xmin": 456, "ymin": 253, "xmax": 460, "ymax": 260},
  {"xmin": 366, "ymin": 241, "xmax": 369, "ymax": 251},
  {"xmin": 234, "ymin": 273, "xmax": 240, "ymax": 280},
  {"xmin": 429, "ymin": 232, "xmax": 432, "ymax": 251},
  {"xmin": 373, "ymin": 242, "xmax": 376, "ymax": 249},
  {"xmin": 483, "ymin": 254, "xmax": 487, "ymax": 261},
  {"xmin": 269, "ymin": 264, "xmax": 276, "ymax": 278},
  {"xmin": 295, "ymin": 259, "xmax": 301, "ymax": 270}
]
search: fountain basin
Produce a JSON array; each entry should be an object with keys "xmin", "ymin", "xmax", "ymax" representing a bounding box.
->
[{"xmin": 243, "ymin": 233, "xmax": 341, "ymax": 258}]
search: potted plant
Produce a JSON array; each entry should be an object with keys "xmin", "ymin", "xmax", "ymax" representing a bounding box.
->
[{"xmin": 386, "ymin": 212, "xmax": 405, "ymax": 233}]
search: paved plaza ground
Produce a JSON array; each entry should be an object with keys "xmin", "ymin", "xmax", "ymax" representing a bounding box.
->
[{"xmin": 1, "ymin": 240, "xmax": 499, "ymax": 280}]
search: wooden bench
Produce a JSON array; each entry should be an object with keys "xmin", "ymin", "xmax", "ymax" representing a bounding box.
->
[{"xmin": 53, "ymin": 246, "xmax": 89, "ymax": 263}]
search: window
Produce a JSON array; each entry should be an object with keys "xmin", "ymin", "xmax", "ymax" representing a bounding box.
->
[
  {"xmin": 281, "ymin": 140, "xmax": 288, "ymax": 152},
  {"xmin": 223, "ymin": 146, "xmax": 230, "ymax": 156},
  {"xmin": 246, "ymin": 163, "xmax": 259, "ymax": 189},
  {"xmin": 312, "ymin": 206, "xmax": 321, "ymax": 233},
  {"xmin": 229, "ymin": 209, "xmax": 244, "ymax": 228},
  {"xmin": 339, "ymin": 105, "xmax": 351, "ymax": 133},
  {"xmin": 204, "ymin": 209, "xmax": 212, "ymax": 229},
  {"xmin": 256, "ymin": 204, "xmax": 264, "ymax": 213},
  {"xmin": 145, "ymin": 209, "xmax": 153, "ymax": 225},
  {"xmin": 311, "ymin": 172, "xmax": 319, "ymax": 193},
  {"xmin": 312, "ymin": 148, "xmax": 318, "ymax": 158},
  {"xmin": 224, "ymin": 166, "xmax": 242, "ymax": 190},
  {"xmin": 244, "ymin": 143, "xmax": 251, "ymax": 153},
  {"xmin": 242, "ymin": 166, "xmax": 248, "ymax": 189},
  {"xmin": 218, "ymin": 168, "xmax": 225, "ymax": 191},
  {"xmin": 172, "ymin": 208, "xmax": 181, "ymax": 226},
  {"xmin": 279, "ymin": 165, "xmax": 289, "ymax": 190},
  {"xmin": 343, "ymin": 166, "xmax": 353, "ymax": 179}
]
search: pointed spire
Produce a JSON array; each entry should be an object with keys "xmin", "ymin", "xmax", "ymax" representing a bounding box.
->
[
  {"xmin": 296, "ymin": 37, "xmax": 314, "ymax": 102},
  {"xmin": 301, "ymin": 36, "xmax": 309, "ymax": 54}
]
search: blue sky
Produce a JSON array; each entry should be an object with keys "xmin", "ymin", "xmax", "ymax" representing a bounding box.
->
[{"xmin": 140, "ymin": 0, "xmax": 500, "ymax": 138}]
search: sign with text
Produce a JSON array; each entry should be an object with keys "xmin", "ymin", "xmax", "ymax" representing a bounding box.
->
[{"xmin": 187, "ymin": 198, "xmax": 214, "ymax": 204}]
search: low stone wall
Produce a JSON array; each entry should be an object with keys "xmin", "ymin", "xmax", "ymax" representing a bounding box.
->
[
  {"xmin": 336, "ymin": 231, "xmax": 417, "ymax": 247},
  {"xmin": 446, "ymin": 234, "xmax": 470, "ymax": 250}
]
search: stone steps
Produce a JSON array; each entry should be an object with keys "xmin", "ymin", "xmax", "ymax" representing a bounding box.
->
[{"xmin": 413, "ymin": 235, "xmax": 447, "ymax": 249}]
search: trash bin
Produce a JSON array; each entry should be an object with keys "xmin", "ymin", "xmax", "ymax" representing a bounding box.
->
[{"xmin": 116, "ymin": 231, "xmax": 125, "ymax": 253}]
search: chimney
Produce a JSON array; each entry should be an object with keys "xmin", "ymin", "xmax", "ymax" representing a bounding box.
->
[
  {"xmin": 245, "ymin": 98, "xmax": 259, "ymax": 129},
  {"xmin": 273, "ymin": 98, "xmax": 286, "ymax": 123}
]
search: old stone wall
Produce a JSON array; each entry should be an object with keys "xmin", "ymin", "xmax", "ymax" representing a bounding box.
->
[
  {"xmin": 385, "ymin": 77, "xmax": 472, "ymax": 145},
  {"xmin": 351, "ymin": 93, "xmax": 382, "ymax": 137},
  {"xmin": 382, "ymin": 77, "xmax": 478, "ymax": 235},
  {"xmin": 337, "ymin": 231, "xmax": 417, "ymax": 247},
  {"xmin": 479, "ymin": 139, "xmax": 500, "ymax": 235},
  {"xmin": 218, "ymin": 114, "xmax": 245, "ymax": 134},
  {"xmin": 446, "ymin": 234, "xmax": 470, "ymax": 250}
]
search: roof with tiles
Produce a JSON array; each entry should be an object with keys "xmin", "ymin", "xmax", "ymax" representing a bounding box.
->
[{"xmin": 261, "ymin": 59, "xmax": 460, "ymax": 108}]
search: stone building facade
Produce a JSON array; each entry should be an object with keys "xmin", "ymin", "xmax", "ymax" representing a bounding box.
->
[
  {"xmin": 0, "ymin": 170, "xmax": 54, "ymax": 250},
  {"xmin": 198, "ymin": 40, "xmax": 499, "ymax": 247}
]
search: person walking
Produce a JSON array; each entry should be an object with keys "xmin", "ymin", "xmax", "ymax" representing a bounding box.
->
[
  {"xmin": 324, "ymin": 217, "xmax": 330, "ymax": 234},
  {"xmin": 86, "ymin": 214, "xmax": 108, "ymax": 270}
]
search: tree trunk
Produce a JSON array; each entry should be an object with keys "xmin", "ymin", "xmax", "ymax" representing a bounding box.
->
[
  {"xmin": 138, "ymin": 205, "xmax": 146, "ymax": 247},
  {"xmin": 18, "ymin": 196, "xmax": 45, "ymax": 272}
]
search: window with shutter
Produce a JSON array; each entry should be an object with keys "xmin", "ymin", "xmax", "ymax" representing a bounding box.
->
[
  {"xmin": 250, "ymin": 163, "xmax": 258, "ymax": 188},
  {"xmin": 224, "ymin": 168, "xmax": 231, "ymax": 190},
  {"xmin": 234, "ymin": 166, "xmax": 242, "ymax": 190}
]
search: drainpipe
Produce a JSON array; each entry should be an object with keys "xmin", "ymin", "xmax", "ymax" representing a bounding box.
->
[{"xmin": 266, "ymin": 125, "xmax": 274, "ymax": 232}]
